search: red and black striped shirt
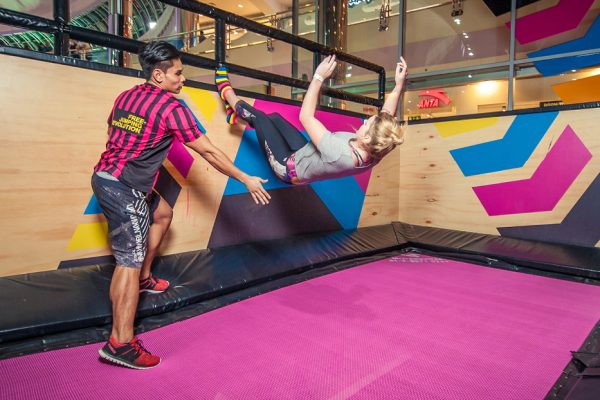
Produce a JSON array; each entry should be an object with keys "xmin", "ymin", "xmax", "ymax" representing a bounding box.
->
[{"xmin": 94, "ymin": 83, "xmax": 204, "ymax": 193}]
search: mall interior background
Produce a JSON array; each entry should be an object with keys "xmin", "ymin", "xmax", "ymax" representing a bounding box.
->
[{"xmin": 3, "ymin": 0, "xmax": 600, "ymax": 116}]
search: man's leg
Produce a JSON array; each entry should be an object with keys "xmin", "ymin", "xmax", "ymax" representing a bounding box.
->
[
  {"xmin": 110, "ymin": 265, "xmax": 141, "ymax": 343},
  {"xmin": 101, "ymin": 265, "xmax": 160, "ymax": 369},
  {"xmin": 138, "ymin": 195, "xmax": 172, "ymax": 293},
  {"xmin": 92, "ymin": 174, "xmax": 161, "ymax": 369}
]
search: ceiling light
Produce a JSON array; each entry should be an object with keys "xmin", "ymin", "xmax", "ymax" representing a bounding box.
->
[{"xmin": 148, "ymin": 21, "xmax": 157, "ymax": 29}]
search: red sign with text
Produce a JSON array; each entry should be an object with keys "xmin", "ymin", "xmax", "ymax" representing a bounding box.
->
[{"xmin": 418, "ymin": 89, "xmax": 451, "ymax": 109}]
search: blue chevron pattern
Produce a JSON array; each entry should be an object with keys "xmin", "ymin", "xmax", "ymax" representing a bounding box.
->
[
  {"xmin": 83, "ymin": 194, "xmax": 102, "ymax": 215},
  {"xmin": 223, "ymin": 128, "xmax": 291, "ymax": 194},
  {"xmin": 310, "ymin": 177, "xmax": 366, "ymax": 230},
  {"xmin": 449, "ymin": 111, "xmax": 558, "ymax": 177},
  {"xmin": 529, "ymin": 14, "xmax": 600, "ymax": 76}
]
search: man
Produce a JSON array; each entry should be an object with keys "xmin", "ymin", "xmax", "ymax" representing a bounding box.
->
[{"xmin": 92, "ymin": 41, "xmax": 270, "ymax": 369}]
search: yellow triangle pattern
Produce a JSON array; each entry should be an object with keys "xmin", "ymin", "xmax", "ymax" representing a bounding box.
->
[
  {"xmin": 181, "ymin": 86, "xmax": 218, "ymax": 123},
  {"xmin": 67, "ymin": 222, "xmax": 109, "ymax": 251},
  {"xmin": 434, "ymin": 117, "xmax": 499, "ymax": 137}
]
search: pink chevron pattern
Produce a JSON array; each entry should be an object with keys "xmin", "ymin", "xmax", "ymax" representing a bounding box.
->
[
  {"xmin": 353, "ymin": 169, "xmax": 372, "ymax": 193},
  {"xmin": 507, "ymin": 0, "xmax": 594, "ymax": 44},
  {"xmin": 253, "ymin": 100, "xmax": 363, "ymax": 133},
  {"xmin": 472, "ymin": 125, "xmax": 591, "ymax": 216},
  {"xmin": 167, "ymin": 140, "xmax": 195, "ymax": 178}
]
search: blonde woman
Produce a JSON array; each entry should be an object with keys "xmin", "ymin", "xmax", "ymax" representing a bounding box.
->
[{"xmin": 215, "ymin": 56, "xmax": 407, "ymax": 184}]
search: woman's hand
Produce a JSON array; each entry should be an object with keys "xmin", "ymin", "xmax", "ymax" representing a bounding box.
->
[
  {"xmin": 395, "ymin": 56, "xmax": 407, "ymax": 86},
  {"xmin": 314, "ymin": 55, "xmax": 337, "ymax": 80},
  {"xmin": 380, "ymin": 56, "xmax": 408, "ymax": 114}
]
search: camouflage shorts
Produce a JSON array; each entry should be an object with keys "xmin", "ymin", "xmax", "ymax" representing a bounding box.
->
[{"xmin": 91, "ymin": 173, "xmax": 158, "ymax": 268}]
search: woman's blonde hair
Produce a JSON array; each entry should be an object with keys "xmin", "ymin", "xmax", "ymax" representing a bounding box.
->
[{"xmin": 366, "ymin": 111, "xmax": 405, "ymax": 162}]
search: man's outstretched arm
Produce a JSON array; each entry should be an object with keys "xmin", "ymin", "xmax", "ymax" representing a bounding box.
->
[{"xmin": 185, "ymin": 135, "xmax": 271, "ymax": 205}]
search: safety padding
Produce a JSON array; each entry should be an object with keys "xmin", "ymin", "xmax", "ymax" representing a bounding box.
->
[
  {"xmin": 0, "ymin": 224, "xmax": 401, "ymax": 350},
  {"xmin": 2, "ymin": 222, "xmax": 600, "ymax": 359}
]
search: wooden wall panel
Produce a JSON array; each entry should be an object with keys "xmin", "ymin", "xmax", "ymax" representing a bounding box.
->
[
  {"xmin": 358, "ymin": 146, "xmax": 400, "ymax": 226},
  {"xmin": 399, "ymin": 108, "xmax": 600, "ymax": 246},
  {"xmin": 0, "ymin": 55, "xmax": 399, "ymax": 276}
]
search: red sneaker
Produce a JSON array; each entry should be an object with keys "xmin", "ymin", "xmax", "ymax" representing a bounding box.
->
[
  {"xmin": 139, "ymin": 274, "xmax": 170, "ymax": 294},
  {"xmin": 98, "ymin": 336, "xmax": 160, "ymax": 369}
]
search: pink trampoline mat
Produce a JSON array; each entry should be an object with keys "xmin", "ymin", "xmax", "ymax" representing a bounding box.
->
[{"xmin": 2, "ymin": 253, "xmax": 600, "ymax": 400}]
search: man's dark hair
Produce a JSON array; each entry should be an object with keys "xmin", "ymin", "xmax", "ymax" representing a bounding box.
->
[{"xmin": 139, "ymin": 41, "xmax": 180, "ymax": 80}]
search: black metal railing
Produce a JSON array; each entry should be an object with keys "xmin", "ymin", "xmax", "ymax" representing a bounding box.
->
[{"xmin": 0, "ymin": 0, "xmax": 385, "ymax": 107}]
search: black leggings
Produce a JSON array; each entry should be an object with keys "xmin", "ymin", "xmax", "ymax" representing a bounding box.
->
[{"xmin": 235, "ymin": 100, "xmax": 308, "ymax": 164}]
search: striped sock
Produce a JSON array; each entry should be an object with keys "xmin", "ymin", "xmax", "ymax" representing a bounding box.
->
[
  {"xmin": 215, "ymin": 65, "xmax": 236, "ymax": 124},
  {"xmin": 225, "ymin": 103, "xmax": 237, "ymax": 124}
]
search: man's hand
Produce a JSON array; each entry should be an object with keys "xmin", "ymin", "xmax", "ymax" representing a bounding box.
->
[
  {"xmin": 186, "ymin": 135, "xmax": 271, "ymax": 205},
  {"xmin": 242, "ymin": 176, "xmax": 271, "ymax": 205},
  {"xmin": 314, "ymin": 55, "xmax": 337, "ymax": 80},
  {"xmin": 395, "ymin": 56, "xmax": 407, "ymax": 86}
]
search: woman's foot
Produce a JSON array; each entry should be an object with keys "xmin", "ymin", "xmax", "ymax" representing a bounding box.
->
[{"xmin": 215, "ymin": 64, "xmax": 237, "ymax": 125}]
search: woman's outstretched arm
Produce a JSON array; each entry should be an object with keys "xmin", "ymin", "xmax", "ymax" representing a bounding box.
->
[
  {"xmin": 381, "ymin": 57, "xmax": 408, "ymax": 116},
  {"xmin": 299, "ymin": 55, "xmax": 337, "ymax": 148}
]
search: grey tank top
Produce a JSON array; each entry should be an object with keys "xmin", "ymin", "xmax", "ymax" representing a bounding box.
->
[{"xmin": 294, "ymin": 131, "xmax": 366, "ymax": 182}]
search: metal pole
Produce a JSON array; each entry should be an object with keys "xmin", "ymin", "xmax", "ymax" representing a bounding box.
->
[
  {"xmin": 291, "ymin": 0, "xmax": 300, "ymax": 99},
  {"xmin": 122, "ymin": 0, "xmax": 133, "ymax": 66},
  {"xmin": 317, "ymin": 0, "xmax": 348, "ymax": 107},
  {"xmin": 314, "ymin": 0, "xmax": 326, "ymax": 73},
  {"xmin": 396, "ymin": 0, "xmax": 406, "ymax": 118},
  {"xmin": 291, "ymin": 0, "xmax": 299, "ymax": 79},
  {"xmin": 215, "ymin": 19, "xmax": 226, "ymax": 65},
  {"xmin": 107, "ymin": 0, "xmax": 124, "ymax": 66},
  {"xmin": 508, "ymin": 0, "xmax": 516, "ymax": 110},
  {"xmin": 53, "ymin": 0, "xmax": 69, "ymax": 56}
]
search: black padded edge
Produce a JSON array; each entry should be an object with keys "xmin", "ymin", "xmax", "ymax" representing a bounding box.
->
[
  {"xmin": 0, "ymin": 225, "xmax": 400, "ymax": 355},
  {"xmin": 2, "ymin": 222, "xmax": 600, "ymax": 360},
  {"xmin": 545, "ymin": 320, "xmax": 600, "ymax": 400}
]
